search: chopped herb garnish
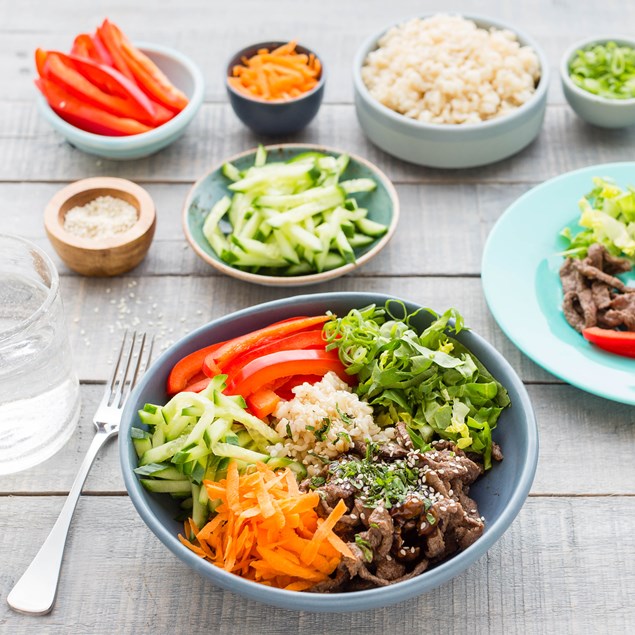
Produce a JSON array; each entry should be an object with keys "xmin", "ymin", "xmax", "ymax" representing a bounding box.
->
[
  {"xmin": 328, "ymin": 454, "xmax": 422, "ymax": 509},
  {"xmin": 336, "ymin": 404, "xmax": 354, "ymax": 426},
  {"xmin": 310, "ymin": 476, "xmax": 326, "ymax": 489},
  {"xmin": 314, "ymin": 418, "xmax": 331, "ymax": 442},
  {"xmin": 307, "ymin": 451, "xmax": 329, "ymax": 463},
  {"xmin": 354, "ymin": 535, "xmax": 373, "ymax": 562},
  {"xmin": 426, "ymin": 512, "xmax": 436, "ymax": 525},
  {"xmin": 337, "ymin": 431, "xmax": 352, "ymax": 443},
  {"xmin": 306, "ymin": 425, "xmax": 315, "ymax": 431},
  {"xmin": 285, "ymin": 423, "xmax": 292, "ymax": 438}
]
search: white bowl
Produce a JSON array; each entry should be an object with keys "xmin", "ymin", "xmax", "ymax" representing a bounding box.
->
[
  {"xmin": 560, "ymin": 36, "xmax": 635, "ymax": 128},
  {"xmin": 353, "ymin": 15, "xmax": 549, "ymax": 168},
  {"xmin": 36, "ymin": 43, "xmax": 204, "ymax": 160}
]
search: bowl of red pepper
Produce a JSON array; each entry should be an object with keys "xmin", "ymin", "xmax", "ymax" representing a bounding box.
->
[{"xmin": 35, "ymin": 20, "xmax": 204, "ymax": 160}]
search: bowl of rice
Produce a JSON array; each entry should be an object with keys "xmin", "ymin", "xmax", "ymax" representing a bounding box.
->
[{"xmin": 353, "ymin": 14, "xmax": 549, "ymax": 168}]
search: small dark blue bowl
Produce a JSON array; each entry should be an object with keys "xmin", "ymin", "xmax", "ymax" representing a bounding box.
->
[{"xmin": 226, "ymin": 41, "xmax": 325, "ymax": 136}]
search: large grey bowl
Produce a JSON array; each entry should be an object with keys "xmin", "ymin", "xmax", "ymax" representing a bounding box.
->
[
  {"xmin": 353, "ymin": 15, "xmax": 549, "ymax": 168},
  {"xmin": 120, "ymin": 292, "xmax": 538, "ymax": 612}
]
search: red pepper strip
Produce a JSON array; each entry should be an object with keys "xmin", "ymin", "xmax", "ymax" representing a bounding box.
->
[
  {"xmin": 41, "ymin": 52, "xmax": 159, "ymax": 124},
  {"xmin": 210, "ymin": 315, "xmax": 330, "ymax": 370},
  {"xmin": 63, "ymin": 53, "xmax": 173, "ymax": 126},
  {"xmin": 217, "ymin": 329, "xmax": 326, "ymax": 383},
  {"xmin": 71, "ymin": 35, "xmax": 102, "ymax": 62},
  {"xmin": 35, "ymin": 48, "xmax": 47, "ymax": 76},
  {"xmin": 246, "ymin": 388, "xmax": 281, "ymax": 419},
  {"xmin": 35, "ymin": 77, "xmax": 152, "ymax": 136},
  {"xmin": 118, "ymin": 38, "xmax": 189, "ymax": 113},
  {"xmin": 582, "ymin": 327, "xmax": 635, "ymax": 358},
  {"xmin": 183, "ymin": 377, "xmax": 212, "ymax": 393},
  {"xmin": 274, "ymin": 374, "xmax": 326, "ymax": 401},
  {"xmin": 96, "ymin": 19, "xmax": 136, "ymax": 82},
  {"xmin": 166, "ymin": 340, "xmax": 228, "ymax": 395},
  {"xmin": 91, "ymin": 32, "xmax": 114, "ymax": 66},
  {"xmin": 226, "ymin": 349, "xmax": 347, "ymax": 398}
]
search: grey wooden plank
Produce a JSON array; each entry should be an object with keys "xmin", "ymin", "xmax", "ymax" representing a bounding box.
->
[
  {"xmin": 3, "ymin": 0, "xmax": 635, "ymax": 104},
  {"xmin": 1, "ymin": 383, "xmax": 632, "ymax": 496},
  {"xmin": 2, "ymin": 102, "xmax": 634, "ymax": 184},
  {"xmin": 0, "ymin": 181, "xmax": 526, "ymax": 277},
  {"xmin": 1, "ymin": 496, "xmax": 633, "ymax": 634},
  {"xmin": 56, "ymin": 274, "xmax": 559, "ymax": 382}
]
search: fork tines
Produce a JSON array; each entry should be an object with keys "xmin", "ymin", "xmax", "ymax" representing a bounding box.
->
[{"xmin": 107, "ymin": 331, "xmax": 154, "ymax": 409}]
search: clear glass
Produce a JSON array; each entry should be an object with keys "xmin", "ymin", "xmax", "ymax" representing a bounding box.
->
[{"xmin": 0, "ymin": 234, "xmax": 81, "ymax": 475}]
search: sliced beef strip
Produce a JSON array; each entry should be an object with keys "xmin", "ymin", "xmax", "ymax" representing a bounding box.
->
[
  {"xmin": 588, "ymin": 243, "xmax": 632, "ymax": 275},
  {"xmin": 592, "ymin": 280, "xmax": 613, "ymax": 310},
  {"xmin": 394, "ymin": 421, "xmax": 414, "ymax": 449},
  {"xmin": 562, "ymin": 291, "xmax": 586, "ymax": 333},
  {"xmin": 573, "ymin": 260, "xmax": 632, "ymax": 293}
]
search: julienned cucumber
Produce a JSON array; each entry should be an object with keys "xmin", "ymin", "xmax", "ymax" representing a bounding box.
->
[
  {"xmin": 201, "ymin": 146, "xmax": 388, "ymax": 275},
  {"xmin": 132, "ymin": 375, "xmax": 306, "ymax": 525}
]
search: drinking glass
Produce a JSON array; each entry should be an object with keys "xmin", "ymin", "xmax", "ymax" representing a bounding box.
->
[{"xmin": 0, "ymin": 234, "xmax": 81, "ymax": 475}]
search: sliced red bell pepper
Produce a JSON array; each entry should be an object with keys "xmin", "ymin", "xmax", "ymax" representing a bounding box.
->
[
  {"xmin": 71, "ymin": 34, "xmax": 113, "ymax": 65},
  {"xmin": 210, "ymin": 315, "xmax": 330, "ymax": 370},
  {"xmin": 64, "ymin": 53, "xmax": 173, "ymax": 126},
  {"xmin": 246, "ymin": 388, "xmax": 281, "ymax": 419},
  {"xmin": 96, "ymin": 19, "xmax": 136, "ymax": 82},
  {"xmin": 90, "ymin": 32, "xmax": 114, "ymax": 66},
  {"xmin": 215, "ymin": 329, "xmax": 326, "ymax": 382},
  {"xmin": 71, "ymin": 35, "xmax": 99, "ymax": 62},
  {"xmin": 582, "ymin": 327, "xmax": 635, "ymax": 358},
  {"xmin": 35, "ymin": 77, "xmax": 152, "ymax": 136},
  {"xmin": 183, "ymin": 377, "xmax": 212, "ymax": 393},
  {"xmin": 166, "ymin": 340, "xmax": 228, "ymax": 395},
  {"xmin": 41, "ymin": 52, "xmax": 158, "ymax": 124},
  {"xmin": 119, "ymin": 39, "xmax": 189, "ymax": 113},
  {"xmin": 226, "ymin": 349, "xmax": 347, "ymax": 398},
  {"xmin": 274, "ymin": 374, "xmax": 327, "ymax": 401}
]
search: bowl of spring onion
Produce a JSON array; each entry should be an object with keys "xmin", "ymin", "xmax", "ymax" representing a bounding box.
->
[
  {"xmin": 561, "ymin": 36, "xmax": 635, "ymax": 128},
  {"xmin": 182, "ymin": 144, "xmax": 399, "ymax": 286}
]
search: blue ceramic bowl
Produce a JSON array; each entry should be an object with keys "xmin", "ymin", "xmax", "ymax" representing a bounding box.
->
[
  {"xmin": 353, "ymin": 15, "xmax": 549, "ymax": 168},
  {"xmin": 36, "ymin": 43, "xmax": 204, "ymax": 160},
  {"xmin": 120, "ymin": 292, "xmax": 538, "ymax": 612},
  {"xmin": 226, "ymin": 41, "xmax": 325, "ymax": 136},
  {"xmin": 560, "ymin": 36, "xmax": 635, "ymax": 128}
]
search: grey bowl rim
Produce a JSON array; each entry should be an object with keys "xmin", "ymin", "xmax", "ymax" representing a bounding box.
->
[
  {"xmin": 36, "ymin": 41, "xmax": 205, "ymax": 145},
  {"xmin": 119, "ymin": 291, "xmax": 539, "ymax": 612},
  {"xmin": 352, "ymin": 13, "xmax": 550, "ymax": 133},
  {"xmin": 560, "ymin": 35, "xmax": 635, "ymax": 106},
  {"xmin": 225, "ymin": 40, "xmax": 326, "ymax": 105}
]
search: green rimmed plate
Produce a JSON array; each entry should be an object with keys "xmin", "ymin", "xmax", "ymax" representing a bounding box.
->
[
  {"xmin": 482, "ymin": 162, "xmax": 635, "ymax": 405},
  {"xmin": 183, "ymin": 144, "xmax": 399, "ymax": 286}
]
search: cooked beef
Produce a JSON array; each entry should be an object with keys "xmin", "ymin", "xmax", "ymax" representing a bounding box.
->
[
  {"xmin": 560, "ymin": 243, "xmax": 634, "ymax": 332},
  {"xmin": 305, "ymin": 434, "xmax": 488, "ymax": 592}
]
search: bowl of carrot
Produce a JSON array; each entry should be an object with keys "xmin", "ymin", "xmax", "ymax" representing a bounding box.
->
[{"xmin": 226, "ymin": 41, "xmax": 325, "ymax": 136}]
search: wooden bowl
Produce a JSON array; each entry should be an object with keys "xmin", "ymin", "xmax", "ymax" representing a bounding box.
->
[{"xmin": 44, "ymin": 177, "xmax": 156, "ymax": 276}]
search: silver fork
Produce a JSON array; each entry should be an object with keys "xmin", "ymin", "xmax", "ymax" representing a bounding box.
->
[{"xmin": 7, "ymin": 331, "xmax": 153, "ymax": 616}]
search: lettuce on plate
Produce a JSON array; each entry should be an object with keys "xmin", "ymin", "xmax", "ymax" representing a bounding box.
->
[{"xmin": 561, "ymin": 176, "xmax": 635, "ymax": 260}]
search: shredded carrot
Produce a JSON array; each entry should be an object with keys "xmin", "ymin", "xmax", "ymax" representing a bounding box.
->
[
  {"xmin": 180, "ymin": 461, "xmax": 352, "ymax": 590},
  {"xmin": 229, "ymin": 41, "xmax": 321, "ymax": 101}
]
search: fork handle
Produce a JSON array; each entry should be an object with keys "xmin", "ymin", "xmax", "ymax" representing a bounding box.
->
[{"xmin": 7, "ymin": 426, "xmax": 117, "ymax": 615}]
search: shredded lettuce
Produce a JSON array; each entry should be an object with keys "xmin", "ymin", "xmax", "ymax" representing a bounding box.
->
[
  {"xmin": 324, "ymin": 301, "xmax": 510, "ymax": 469},
  {"xmin": 561, "ymin": 177, "xmax": 635, "ymax": 260}
]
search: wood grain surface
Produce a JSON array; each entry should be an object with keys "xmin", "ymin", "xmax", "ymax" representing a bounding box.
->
[{"xmin": 2, "ymin": 0, "xmax": 634, "ymax": 633}]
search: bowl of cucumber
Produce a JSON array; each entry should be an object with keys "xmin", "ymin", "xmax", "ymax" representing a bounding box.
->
[{"xmin": 182, "ymin": 144, "xmax": 399, "ymax": 286}]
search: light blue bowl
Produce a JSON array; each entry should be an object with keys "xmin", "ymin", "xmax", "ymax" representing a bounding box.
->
[
  {"xmin": 120, "ymin": 292, "xmax": 538, "ymax": 612},
  {"xmin": 560, "ymin": 36, "xmax": 635, "ymax": 128},
  {"xmin": 36, "ymin": 43, "xmax": 204, "ymax": 160},
  {"xmin": 353, "ymin": 15, "xmax": 549, "ymax": 168}
]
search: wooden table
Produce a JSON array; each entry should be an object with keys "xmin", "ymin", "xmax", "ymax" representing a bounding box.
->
[{"xmin": 2, "ymin": 1, "xmax": 634, "ymax": 633}]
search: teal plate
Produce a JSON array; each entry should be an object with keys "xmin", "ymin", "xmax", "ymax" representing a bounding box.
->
[
  {"xmin": 183, "ymin": 144, "xmax": 399, "ymax": 286},
  {"xmin": 482, "ymin": 162, "xmax": 635, "ymax": 405}
]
